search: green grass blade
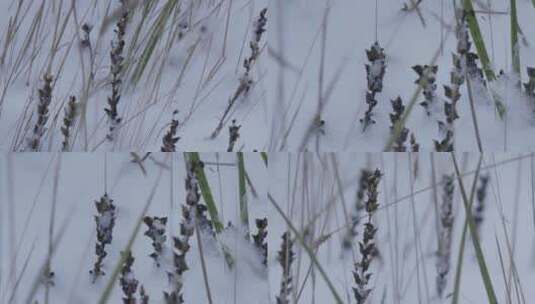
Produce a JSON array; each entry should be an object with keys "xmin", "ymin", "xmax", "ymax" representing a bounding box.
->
[
  {"xmin": 237, "ymin": 152, "xmax": 249, "ymax": 238},
  {"xmin": 260, "ymin": 152, "xmax": 268, "ymax": 166},
  {"xmin": 384, "ymin": 41, "xmax": 443, "ymax": 150},
  {"xmin": 186, "ymin": 152, "xmax": 224, "ymax": 233},
  {"xmin": 451, "ymin": 154, "xmax": 482, "ymax": 304},
  {"xmin": 130, "ymin": 0, "xmax": 178, "ymax": 85},
  {"xmin": 451, "ymin": 154, "xmax": 498, "ymax": 304},
  {"xmin": 268, "ymin": 193, "xmax": 344, "ymax": 304},
  {"xmin": 463, "ymin": 0, "xmax": 496, "ymax": 81},
  {"xmin": 510, "ymin": 0, "xmax": 521, "ymax": 78}
]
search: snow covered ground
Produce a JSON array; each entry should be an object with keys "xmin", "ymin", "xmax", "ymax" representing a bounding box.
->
[
  {"xmin": 268, "ymin": 153, "xmax": 535, "ymax": 303},
  {"xmin": 0, "ymin": 0, "xmax": 268, "ymax": 151},
  {"xmin": 267, "ymin": 0, "xmax": 535, "ymax": 151},
  {"xmin": 0, "ymin": 153, "xmax": 268, "ymax": 303}
]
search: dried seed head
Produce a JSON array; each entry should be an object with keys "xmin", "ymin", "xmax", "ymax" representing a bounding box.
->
[
  {"xmin": 361, "ymin": 42, "xmax": 387, "ymax": 132},
  {"xmin": 276, "ymin": 232, "xmax": 295, "ymax": 304},
  {"xmin": 413, "ymin": 65, "xmax": 439, "ymax": 115},
  {"xmin": 161, "ymin": 114, "xmax": 180, "ymax": 152},
  {"xmin": 436, "ymin": 174, "xmax": 455, "ymax": 297},
  {"xmin": 61, "ymin": 96, "xmax": 78, "ymax": 151},
  {"xmin": 90, "ymin": 193, "xmax": 116, "ymax": 282},
  {"xmin": 253, "ymin": 218, "xmax": 268, "ymax": 266},
  {"xmin": 120, "ymin": 251, "xmax": 139, "ymax": 303},
  {"xmin": 26, "ymin": 73, "xmax": 54, "ymax": 151},
  {"xmin": 227, "ymin": 119, "xmax": 241, "ymax": 152},
  {"xmin": 353, "ymin": 169, "xmax": 382, "ymax": 304},
  {"xmin": 389, "ymin": 96, "xmax": 409, "ymax": 152},
  {"xmin": 143, "ymin": 216, "xmax": 168, "ymax": 267}
]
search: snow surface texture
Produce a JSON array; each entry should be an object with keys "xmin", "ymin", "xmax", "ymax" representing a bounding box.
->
[
  {"xmin": 0, "ymin": 0, "xmax": 268, "ymax": 151},
  {"xmin": 267, "ymin": 0, "xmax": 535, "ymax": 151},
  {"xmin": 0, "ymin": 153, "xmax": 268, "ymax": 303},
  {"xmin": 268, "ymin": 153, "xmax": 535, "ymax": 303}
]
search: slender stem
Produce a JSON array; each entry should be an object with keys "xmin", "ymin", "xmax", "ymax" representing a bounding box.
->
[
  {"xmin": 195, "ymin": 215, "xmax": 213, "ymax": 304},
  {"xmin": 465, "ymin": 74, "xmax": 483, "ymax": 152}
]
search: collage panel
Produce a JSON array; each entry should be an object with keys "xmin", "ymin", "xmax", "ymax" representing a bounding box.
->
[
  {"xmin": 0, "ymin": 152, "xmax": 268, "ymax": 303},
  {"xmin": 267, "ymin": 0, "xmax": 535, "ymax": 151},
  {"xmin": 268, "ymin": 152, "xmax": 535, "ymax": 303},
  {"xmin": 0, "ymin": 0, "xmax": 268, "ymax": 152}
]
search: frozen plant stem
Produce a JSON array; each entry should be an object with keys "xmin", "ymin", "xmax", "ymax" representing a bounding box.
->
[
  {"xmin": 105, "ymin": 1, "xmax": 129, "ymax": 142},
  {"xmin": 210, "ymin": 8, "xmax": 267, "ymax": 139},
  {"xmin": 143, "ymin": 216, "xmax": 167, "ymax": 267},
  {"xmin": 360, "ymin": 42, "xmax": 386, "ymax": 131},
  {"xmin": 90, "ymin": 193, "xmax": 116, "ymax": 283},
  {"xmin": 276, "ymin": 232, "xmax": 295, "ymax": 304},
  {"xmin": 353, "ymin": 169, "xmax": 382, "ymax": 304},
  {"xmin": 436, "ymin": 174, "xmax": 454, "ymax": 297},
  {"xmin": 26, "ymin": 73, "xmax": 54, "ymax": 151}
]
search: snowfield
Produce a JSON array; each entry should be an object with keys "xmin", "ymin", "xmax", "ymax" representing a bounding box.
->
[
  {"xmin": 0, "ymin": 153, "xmax": 268, "ymax": 303},
  {"xmin": 0, "ymin": 0, "xmax": 268, "ymax": 151},
  {"xmin": 267, "ymin": 0, "xmax": 535, "ymax": 151}
]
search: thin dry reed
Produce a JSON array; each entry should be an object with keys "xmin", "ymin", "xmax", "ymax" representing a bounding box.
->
[{"xmin": 210, "ymin": 8, "xmax": 267, "ymax": 139}]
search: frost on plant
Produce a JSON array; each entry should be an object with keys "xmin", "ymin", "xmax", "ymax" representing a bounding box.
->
[
  {"xmin": 143, "ymin": 216, "xmax": 168, "ymax": 267},
  {"xmin": 164, "ymin": 160, "xmax": 201, "ymax": 303},
  {"xmin": 90, "ymin": 193, "xmax": 116, "ymax": 282},
  {"xmin": 252, "ymin": 217, "xmax": 268, "ymax": 266},
  {"xmin": 120, "ymin": 251, "xmax": 140, "ymax": 304},
  {"xmin": 360, "ymin": 42, "xmax": 386, "ymax": 131},
  {"xmin": 413, "ymin": 64, "xmax": 439, "ymax": 115}
]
